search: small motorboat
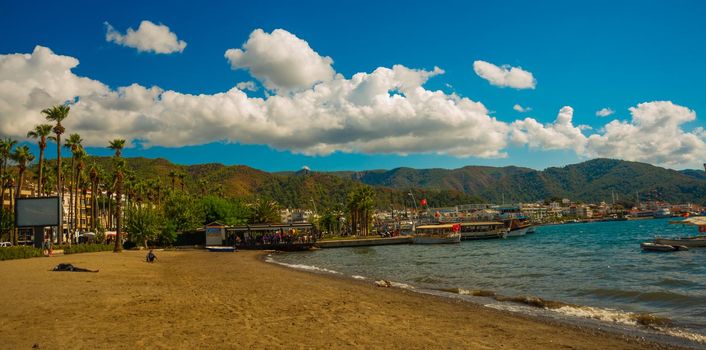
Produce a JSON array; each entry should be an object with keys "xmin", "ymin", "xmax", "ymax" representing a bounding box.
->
[
  {"xmin": 640, "ymin": 242, "xmax": 688, "ymax": 252},
  {"xmin": 206, "ymin": 246, "xmax": 237, "ymax": 252}
]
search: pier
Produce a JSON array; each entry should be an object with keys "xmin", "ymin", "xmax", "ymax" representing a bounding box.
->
[{"xmin": 316, "ymin": 236, "xmax": 412, "ymax": 248}]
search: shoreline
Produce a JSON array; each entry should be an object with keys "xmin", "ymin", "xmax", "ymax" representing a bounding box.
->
[
  {"xmin": 264, "ymin": 251, "xmax": 705, "ymax": 349},
  {"xmin": 0, "ymin": 250, "xmax": 697, "ymax": 349}
]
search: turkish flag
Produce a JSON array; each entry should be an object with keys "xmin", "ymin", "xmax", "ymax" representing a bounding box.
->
[
  {"xmin": 420, "ymin": 198, "xmax": 427, "ymax": 206},
  {"xmin": 452, "ymin": 224, "xmax": 461, "ymax": 232}
]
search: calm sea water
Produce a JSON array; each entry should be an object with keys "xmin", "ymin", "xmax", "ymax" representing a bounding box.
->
[{"xmin": 272, "ymin": 218, "xmax": 706, "ymax": 342}]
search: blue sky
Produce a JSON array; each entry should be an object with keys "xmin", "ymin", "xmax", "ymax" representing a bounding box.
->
[{"xmin": 1, "ymin": 0, "xmax": 705, "ymax": 171}]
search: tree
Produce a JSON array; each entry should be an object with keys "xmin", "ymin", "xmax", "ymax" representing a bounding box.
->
[
  {"xmin": 168, "ymin": 171, "xmax": 177, "ymax": 191},
  {"xmin": 248, "ymin": 198, "xmax": 281, "ymax": 224},
  {"xmin": 347, "ymin": 186, "xmax": 375, "ymax": 236},
  {"xmin": 200, "ymin": 196, "xmax": 248, "ymax": 226},
  {"xmin": 27, "ymin": 124, "xmax": 53, "ymax": 196},
  {"xmin": 162, "ymin": 192, "xmax": 203, "ymax": 233},
  {"xmin": 0, "ymin": 138, "xmax": 17, "ymax": 204},
  {"xmin": 126, "ymin": 205, "xmax": 163, "ymax": 249},
  {"xmin": 88, "ymin": 162, "xmax": 102, "ymax": 231},
  {"xmin": 10, "ymin": 146, "xmax": 35, "ymax": 200},
  {"xmin": 109, "ymin": 139, "xmax": 125, "ymax": 252},
  {"xmin": 64, "ymin": 133, "xmax": 83, "ymax": 237},
  {"xmin": 10, "ymin": 146, "xmax": 34, "ymax": 244},
  {"xmin": 178, "ymin": 172, "xmax": 186, "ymax": 192},
  {"xmin": 43, "ymin": 105, "xmax": 70, "ymax": 244}
]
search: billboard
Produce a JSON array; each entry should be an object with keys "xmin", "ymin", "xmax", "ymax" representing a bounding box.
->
[{"xmin": 15, "ymin": 196, "xmax": 61, "ymax": 227}]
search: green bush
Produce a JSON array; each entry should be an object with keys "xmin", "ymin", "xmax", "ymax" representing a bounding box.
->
[
  {"xmin": 0, "ymin": 246, "xmax": 43, "ymax": 260},
  {"xmin": 63, "ymin": 244, "xmax": 114, "ymax": 254}
]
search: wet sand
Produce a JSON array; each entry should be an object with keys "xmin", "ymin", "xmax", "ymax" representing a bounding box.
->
[{"xmin": 0, "ymin": 250, "xmax": 686, "ymax": 349}]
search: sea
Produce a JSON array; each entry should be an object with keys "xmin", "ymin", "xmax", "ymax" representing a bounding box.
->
[{"xmin": 269, "ymin": 218, "xmax": 706, "ymax": 348}]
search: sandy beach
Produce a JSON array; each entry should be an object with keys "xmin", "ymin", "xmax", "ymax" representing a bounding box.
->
[{"xmin": 0, "ymin": 250, "xmax": 686, "ymax": 349}]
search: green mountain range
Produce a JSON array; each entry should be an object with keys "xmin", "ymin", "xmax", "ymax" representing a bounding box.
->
[{"xmin": 83, "ymin": 157, "xmax": 706, "ymax": 208}]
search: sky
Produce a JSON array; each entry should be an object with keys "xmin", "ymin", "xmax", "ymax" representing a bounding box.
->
[{"xmin": 1, "ymin": 0, "xmax": 705, "ymax": 172}]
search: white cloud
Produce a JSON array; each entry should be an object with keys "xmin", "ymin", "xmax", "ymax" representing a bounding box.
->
[
  {"xmin": 511, "ymin": 106, "xmax": 587, "ymax": 153},
  {"xmin": 105, "ymin": 20, "xmax": 186, "ymax": 54},
  {"xmin": 596, "ymin": 107, "xmax": 614, "ymax": 117},
  {"xmin": 3, "ymin": 35, "xmax": 704, "ymax": 169},
  {"xmin": 473, "ymin": 60, "xmax": 536, "ymax": 89},
  {"xmin": 236, "ymin": 81, "xmax": 257, "ymax": 92},
  {"xmin": 0, "ymin": 43, "xmax": 508, "ymax": 158},
  {"xmin": 225, "ymin": 29, "xmax": 335, "ymax": 93},
  {"xmin": 585, "ymin": 101, "xmax": 705, "ymax": 167},
  {"xmin": 513, "ymin": 104, "xmax": 531, "ymax": 113}
]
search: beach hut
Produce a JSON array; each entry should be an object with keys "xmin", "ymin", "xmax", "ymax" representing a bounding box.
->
[{"xmin": 205, "ymin": 221, "xmax": 226, "ymax": 246}]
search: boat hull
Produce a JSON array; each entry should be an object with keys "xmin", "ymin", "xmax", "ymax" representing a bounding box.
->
[
  {"xmin": 206, "ymin": 246, "xmax": 236, "ymax": 252},
  {"xmin": 412, "ymin": 234, "xmax": 461, "ymax": 244},
  {"xmin": 654, "ymin": 237, "xmax": 706, "ymax": 247},
  {"xmin": 506, "ymin": 227, "xmax": 529, "ymax": 237},
  {"xmin": 460, "ymin": 231, "xmax": 504, "ymax": 240}
]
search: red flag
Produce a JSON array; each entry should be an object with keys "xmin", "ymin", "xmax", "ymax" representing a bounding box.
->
[
  {"xmin": 420, "ymin": 198, "xmax": 427, "ymax": 206},
  {"xmin": 452, "ymin": 224, "xmax": 461, "ymax": 232}
]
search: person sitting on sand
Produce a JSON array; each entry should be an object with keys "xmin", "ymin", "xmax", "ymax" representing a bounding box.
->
[{"xmin": 146, "ymin": 250, "xmax": 157, "ymax": 263}]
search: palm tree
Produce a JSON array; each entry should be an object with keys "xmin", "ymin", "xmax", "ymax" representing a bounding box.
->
[
  {"xmin": 248, "ymin": 198, "xmax": 281, "ymax": 224},
  {"xmin": 0, "ymin": 138, "xmax": 17, "ymax": 203},
  {"xmin": 27, "ymin": 124, "xmax": 53, "ymax": 196},
  {"xmin": 88, "ymin": 162, "xmax": 101, "ymax": 231},
  {"xmin": 178, "ymin": 172, "xmax": 186, "ymax": 192},
  {"xmin": 10, "ymin": 146, "xmax": 34, "ymax": 244},
  {"xmin": 73, "ymin": 149, "xmax": 86, "ymax": 235},
  {"xmin": 109, "ymin": 139, "xmax": 125, "ymax": 252},
  {"xmin": 168, "ymin": 171, "xmax": 177, "ymax": 191},
  {"xmin": 347, "ymin": 186, "xmax": 375, "ymax": 236},
  {"xmin": 64, "ymin": 133, "xmax": 82, "ymax": 237},
  {"xmin": 43, "ymin": 105, "xmax": 70, "ymax": 244}
]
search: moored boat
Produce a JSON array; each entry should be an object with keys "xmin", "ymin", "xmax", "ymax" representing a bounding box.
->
[
  {"xmin": 654, "ymin": 236, "xmax": 706, "ymax": 248},
  {"xmin": 206, "ymin": 246, "xmax": 237, "ymax": 252},
  {"xmin": 413, "ymin": 224, "xmax": 462, "ymax": 244},
  {"xmin": 640, "ymin": 242, "xmax": 688, "ymax": 252},
  {"xmin": 459, "ymin": 221, "xmax": 506, "ymax": 240}
]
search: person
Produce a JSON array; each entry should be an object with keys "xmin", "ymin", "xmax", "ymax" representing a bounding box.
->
[
  {"xmin": 42, "ymin": 233, "xmax": 52, "ymax": 257},
  {"xmin": 146, "ymin": 249, "xmax": 157, "ymax": 263}
]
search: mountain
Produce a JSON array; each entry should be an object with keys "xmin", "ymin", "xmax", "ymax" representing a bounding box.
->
[
  {"xmin": 51, "ymin": 157, "xmax": 706, "ymax": 208},
  {"xmin": 333, "ymin": 158, "xmax": 706, "ymax": 205}
]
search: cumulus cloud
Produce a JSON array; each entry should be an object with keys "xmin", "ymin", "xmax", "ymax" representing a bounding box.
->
[
  {"xmin": 225, "ymin": 29, "xmax": 335, "ymax": 93},
  {"xmin": 3, "ymin": 32, "xmax": 704, "ymax": 169},
  {"xmin": 513, "ymin": 104, "xmax": 531, "ymax": 113},
  {"xmin": 0, "ymin": 43, "xmax": 508, "ymax": 158},
  {"xmin": 511, "ymin": 106, "xmax": 587, "ymax": 153},
  {"xmin": 105, "ymin": 20, "xmax": 186, "ymax": 54},
  {"xmin": 473, "ymin": 60, "xmax": 536, "ymax": 89},
  {"xmin": 596, "ymin": 107, "xmax": 614, "ymax": 117},
  {"xmin": 585, "ymin": 102, "xmax": 705, "ymax": 166},
  {"xmin": 236, "ymin": 81, "xmax": 257, "ymax": 92}
]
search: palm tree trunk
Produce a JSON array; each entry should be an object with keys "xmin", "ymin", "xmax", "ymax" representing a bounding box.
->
[
  {"xmin": 114, "ymin": 175, "xmax": 123, "ymax": 252},
  {"xmin": 56, "ymin": 134, "xmax": 63, "ymax": 244},
  {"xmin": 36, "ymin": 145, "xmax": 45, "ymax": 197}
]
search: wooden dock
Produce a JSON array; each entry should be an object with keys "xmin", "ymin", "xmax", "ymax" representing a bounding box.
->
[{"xmin": 315, "ymin": 236, "xmax": 412, "ymax": 249}]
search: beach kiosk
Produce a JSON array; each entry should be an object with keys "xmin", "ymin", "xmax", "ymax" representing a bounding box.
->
[{"xmin": 205, "ymin": 221, "xmax": 226, "ymax": 246}]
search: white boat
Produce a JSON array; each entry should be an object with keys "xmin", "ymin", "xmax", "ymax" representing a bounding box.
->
[
  {"xmin": 641, "ymin": 242, "xmax": 688, "ymax": 252},
  {"xmin": 413, "ymin": 224, "xmax": 462, "ymax": 244},
  {"xmin": 459, "ymin": 221, "xmax": 506, "ymax": 240},
  {"xmin": 654, "ymin": 208, "xmax": 672, "ymax": 218}
]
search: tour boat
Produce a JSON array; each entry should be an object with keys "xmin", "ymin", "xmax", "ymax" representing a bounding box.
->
[
  {"xmin": 663, "ymin": 216, "xmax": 706, "ymax": 247},
  {"xmin": 412, "ymin": 224, "xmax": 461, "ymax": 244},
  {"xmin": 458, "ymin": 221, "xmax": 507, "ymax": 240}
]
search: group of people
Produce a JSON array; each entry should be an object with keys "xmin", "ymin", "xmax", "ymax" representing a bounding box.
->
[{"xmin": 238, "ymin": 231, "xmax": 316, "ymax": 246}]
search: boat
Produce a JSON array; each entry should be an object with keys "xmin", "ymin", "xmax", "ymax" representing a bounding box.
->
[
  {"xmin": 663, "ymin": 216, "xmax": 706, "ymax": 247},
  {"xmin": 505, "ymin": 218, "xmax": 531, "ymax": 237},
  {"xmin": 206, "ymin": 246, "xmax": 237, "ymax": 252},
  {"xmin": 654, "ymin": 236, "xmax": 706, "ymax": 248},
  {"xmin": 654, "ymin": 208, "xmax": 672, "ymax": 218},
  {"xmin": 412, "ymin": 224, "xmax": 462, "ymax": 244},
  {"xmin": 640, "ymin": 242, "xmax": 688, "ymax": 252},
  {"xmin": 458, "ymin": 221, "xmax": 507, "ymax": 240}
]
